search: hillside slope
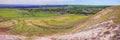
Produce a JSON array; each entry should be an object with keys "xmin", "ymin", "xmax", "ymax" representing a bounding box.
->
[
  {"xmin": 0, "ymin": 6, "xmax": 120, "ymax": 40},
  {"xmin": 32, "ymin": 6, "xmax": 120, "ymax": 40}
]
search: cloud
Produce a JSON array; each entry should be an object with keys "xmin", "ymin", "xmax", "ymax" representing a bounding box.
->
[{"xmin": 0, "ymin": 0, "xmax": 71, "ymax": 5}]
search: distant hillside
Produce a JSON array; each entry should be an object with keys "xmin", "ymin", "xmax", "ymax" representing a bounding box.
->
[
  {"xmin": 0, "ymin": 4, "xmax": 109, "ymax": 8},
  {"xmin": 0, "ymin": 4, "xmax": 69, "ymax": 8}
]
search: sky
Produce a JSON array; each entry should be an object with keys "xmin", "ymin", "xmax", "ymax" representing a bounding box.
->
[{"xmin": 0, "ymin": 0, "xmax": 120, "ymax": 5}]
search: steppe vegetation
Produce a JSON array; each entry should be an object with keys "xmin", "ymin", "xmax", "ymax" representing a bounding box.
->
[{"xmin": 0, "ymin": 6, "xmax": 108, "ymax": 36}]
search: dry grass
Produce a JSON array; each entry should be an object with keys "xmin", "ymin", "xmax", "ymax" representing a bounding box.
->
[
  {"xmin": 73, "ymin": 6, "xmax": 120, "ymax": 33},
  {"xmin": 0, "ymin": 14, "xmax": 91, "ymax": 36}
]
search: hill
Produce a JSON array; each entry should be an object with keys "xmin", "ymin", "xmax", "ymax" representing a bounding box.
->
[
  {"xmin": 0, "ymin": 6, "xmax": 119, "ymax": 40},
  {"xmin": 46, "ymin": 6, "xmax": 120, "ymax": 40},
  {"xmin": 0, "ymin": 4, "xmax": 69, "ymax": 8},
  {"xmin": 29, "ymin": 6, "xmax": 120, "ymax": 40},
  {"xmin": 0, "ymin": 4, "xmax": 108, "ymax": 8}
]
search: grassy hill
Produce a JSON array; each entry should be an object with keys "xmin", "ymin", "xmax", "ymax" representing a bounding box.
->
[
  {"xmin": 0, "ymin": 6, "xmax": 120, "ymax": 40},
  {"xmin": 1, "ymin": 6, "xmax": 119, "ymax": 37},
  {"xmin": 73, "ymin": 6, "xmax": 120, "ymax": 32},
  {"xmin": 45, "ymin": 6, "xmax": 120, "ymax": 40},
  {"xmin": 0, "ymin": 8, "xmax": 92, "ymax": 36}
]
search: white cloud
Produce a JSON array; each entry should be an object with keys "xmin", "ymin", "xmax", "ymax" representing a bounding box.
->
[{"xmin": 0, "ymin": 0, "xmax": 71, "ymax": 5}]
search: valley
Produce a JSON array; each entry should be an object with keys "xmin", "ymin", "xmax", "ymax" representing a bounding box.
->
[{"xmin": 0, "ymin": 5, "xmax": 120, "ymax": 40}]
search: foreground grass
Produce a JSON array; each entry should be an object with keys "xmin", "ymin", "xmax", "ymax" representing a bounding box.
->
[
  {"xmin": 0, "ymin": 8, "xmax": 92, "ymax": 36},
  {"xmin": 0, "ymin": 14, "xmax": 91, "ymax": 36}
]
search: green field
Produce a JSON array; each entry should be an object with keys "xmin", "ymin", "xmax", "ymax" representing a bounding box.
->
[
  {"xmin": 0, "ymin": 8, "xmax": 92, "ymax": 36},
  {"xmin": 0, "ymin": 8, "xmax": 60, "ymax": 18}
]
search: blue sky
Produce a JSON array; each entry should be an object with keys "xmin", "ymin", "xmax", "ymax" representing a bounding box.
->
[{"xmin": 0, "ymin": 0, "xmax": 120, "ymax": 5}]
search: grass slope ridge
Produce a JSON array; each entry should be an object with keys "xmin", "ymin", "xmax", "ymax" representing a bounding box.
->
[
  {"xmin": 48, "ymin": 6, "xmax": 120, "ymax": 40},
  {"xmin": 0, "ymin": 14, "xmax": 90, "ymax": 36},
  {"xmin": 0, "ymin": 6, "xmax": 120, "ymax": 40},
  {"xmin": 30, "ymin": 6, "xmax": 120, "ymax": 40},
  {"xmin": 72, "ymin": 6, "xmax": 120, "ymax": 32}
]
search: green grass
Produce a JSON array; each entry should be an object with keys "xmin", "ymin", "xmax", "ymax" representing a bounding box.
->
[
  {"xmin": 35, "ymin": 12, "xmax": 59, "ymax": 17},
  {"xmin": 42, "ymin": 14, "xmax": 90, "ymax": 25},
  {"xmin": 0, "ymin": 8, "xmax": 92, "ymax": 36},
  {"xmin": 3, "ymin": 6, "xmax": 119, "ymax": 36},
  {"xmin": 0, "ymin": 9, "xmax": 21, "ymax": 18},
  {"xmin": 7, "ymin": 14, "xmax": 91, "ymax": 36},
  {"xmin": 0, "ymin": 9, "xmax": 60, "ymax": 18},
  {"xmin": 13, "ymin": 20, "xmax": 51, "ymax": 35}
]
